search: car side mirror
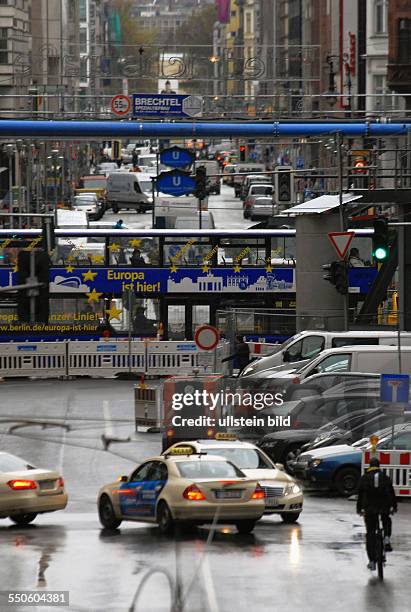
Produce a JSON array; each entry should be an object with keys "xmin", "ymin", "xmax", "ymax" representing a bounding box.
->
[
  {"xmin": 275, "ymin": 463, "xmax": 285, "ymax": 471},
  {"xmin": 118, "ymin": 475, "xmax": 128, "ymax": 482},
  {"xmin": 309, "ymin": 368, "xmax": 319, "ymax": 376},
  {"xmin": 283, "ymin": 350, "xmax": 290, "ymax": 362}
]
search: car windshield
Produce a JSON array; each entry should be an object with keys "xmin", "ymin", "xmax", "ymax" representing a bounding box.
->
[
  {"xmin": 140, "ymin": 181, "xmax": 151, "ymax": 192},
  {"xmin": 204, "ymin": 447, "xmax": 274, "ymax": 469},
  {"xmin": 0, "ymin": 453, "xmax": 34, "ymax": 472},
  {"xmin": 176, "ymin": 460, "xmax": 244, "ymax": 479}
]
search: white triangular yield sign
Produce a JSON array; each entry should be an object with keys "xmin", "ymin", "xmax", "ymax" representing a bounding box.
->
[{"xmin": 328, "ymin": 231, "xmax": 355, "ymax": 259}]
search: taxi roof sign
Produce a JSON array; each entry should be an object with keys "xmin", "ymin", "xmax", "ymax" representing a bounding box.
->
[
  {"xmin": 167, "ymin": 447, "xmax": 194, "ymax": 455},
  {"xmin": 215, "ymin": 433, "xmax": 238, "ymax": 441}
]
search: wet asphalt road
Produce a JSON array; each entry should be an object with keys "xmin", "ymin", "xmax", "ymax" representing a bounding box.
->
[
  {"xmin": 0, "ymin": 379, "xmax": 410, "ymax": 612},
  {"xmin": 104, "ymin": 183, "xmax": 250, "ymax": 230}
]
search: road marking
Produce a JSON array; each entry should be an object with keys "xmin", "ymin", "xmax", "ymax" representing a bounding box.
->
[
  {"xmin": 103, "ymin": 399, "xmax": 114, "ymax": 438},
  {"xmin": 201, "ymin": 555, "xmax": 220, "ymax": 612}
]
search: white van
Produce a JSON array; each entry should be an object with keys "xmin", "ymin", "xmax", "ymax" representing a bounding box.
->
[
  {"xmin": 174, "ymin": 212, "xmax": 215, "ymax": 229},
  {"xmin": 106, "ymin": 172, "xmax": 153, "ymax": 213},
  {"xmin": 241, "ymin": 330, "xmax": 411, "ymax": 377},
  {"xmin": 286, "ymin": 345, "xmax": 411, "ymax": 384}
]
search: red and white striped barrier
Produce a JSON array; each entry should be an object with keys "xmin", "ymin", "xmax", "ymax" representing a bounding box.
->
[
  {"xmin": 362, "ymin": 450, "xmax": 411, "ymax": 497},
  {"xmin": 247, "ymin": 342, "xmax": 279, "ymax": 359}
]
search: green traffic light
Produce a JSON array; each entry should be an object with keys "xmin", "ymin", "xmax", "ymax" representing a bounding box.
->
[{"xmin": 374, "ymin": 247, "xmax": 388, "ymax": 260}]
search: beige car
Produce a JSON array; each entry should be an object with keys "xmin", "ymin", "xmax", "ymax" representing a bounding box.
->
[
  {"xmin": 97, "ymin": 450, "xmax": 265, "ymax": 534},
  {"xmin": 0, "ymin": 452, "xmax": 68, "ymax": 525},
  {"xmin": 164, "ymin": 438, "xmax": 303, "ymax": 523}
]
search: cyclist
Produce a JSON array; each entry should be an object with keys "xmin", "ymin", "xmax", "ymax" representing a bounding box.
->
[{"xmin": 357, "ymin": 457, "xmax": 397, "ymax": 571}]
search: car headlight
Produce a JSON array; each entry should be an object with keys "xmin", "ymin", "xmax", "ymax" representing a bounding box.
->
[
  {"xmin": 310, "ymin": 459, "xmax": 321, "ymax": 467},
  {"xmin": 284, "ymin": 483, "xmax": 301, "ymax": 496}
]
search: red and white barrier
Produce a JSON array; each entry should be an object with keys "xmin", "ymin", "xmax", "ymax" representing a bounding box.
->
[{"xmin": 362, "ymin": 450, "xmax": 411, "ymax": 497}]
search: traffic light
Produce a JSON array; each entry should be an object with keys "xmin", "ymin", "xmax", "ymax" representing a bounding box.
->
[
  {"xmin": 112, "ymin": 141, "xmax": 121, "ymax": 160},
  {"xmin": 194, "ymin": 165, "xmax": 207, "ymax": 200},
  {"xmin": 239, "ymin": 145, "xmax": 246, "ymax": 162},
  {"xmin": 372, "ymin": 217, "xmax": 389, "ymax": 261},
  {"xmin": 322, "ymin": 261, "xmax": 348, "ymax": 295},
  {"xmin": 334, "ymin": 261, "xmax": 348, "ymax": 295},
  {"xmin": 275, "ymin": 166, "xmax": 294, "ymax": 205},
  {"xmin": 322, "ymin": 261, "xmax": 337, "ymax": 285}
]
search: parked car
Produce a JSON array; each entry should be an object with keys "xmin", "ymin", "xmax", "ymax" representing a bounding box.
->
[
  {"xmin": 240, "ymin": 330, "xmax": 411, "ymax": 377},
  {"xmin": 257, "ymin": 406, "xmax": 387, "ymax": 470},
  {"xmin": 283, "ymin": 372, "xmax": 381, "ymax": 402},
  {"xmin": 292, "ymin": 419, "xmax": 411, "ymax": 496}
]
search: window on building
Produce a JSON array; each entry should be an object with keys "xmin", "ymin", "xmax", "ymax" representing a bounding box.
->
[
  {"xmin": 373, "ymin": 74, "xmax": 399, "ymax": 111},
  {"xmin": 79, "ymin": 0, "xmax": 87, "ymax": 21},
  {"xmin": 0, "ymin": 28, "xmax": 8, "ymax": 65},
  {"xmin": 374, "ymin": 0, "xmax": 388, "ymax": 34},
  {"xmin": 398, "ymin": 19, "xmax": 411, "ymax": 63},
  {"xmin": 245, "ymin": 11, "xmax": 252, "ymax": 34},
  {"xmin": 80, "ymin": 57, "xmax": 88, "ymax": 80},
  {"xmin": 79, "ymin": 28, "xmax": 87, "ymax": 54}
]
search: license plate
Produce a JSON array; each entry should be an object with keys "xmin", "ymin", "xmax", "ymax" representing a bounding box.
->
[
  {"xmin": 215, "ymin": 490, "xmax": 242, "ymax": 499},
  {"xmin": 39, "ymin": 480, "xmax": 56, "ymax": 491},
  {"xmin": 265, "ymin": 497, "xmax": 279, "ymax": 507}
]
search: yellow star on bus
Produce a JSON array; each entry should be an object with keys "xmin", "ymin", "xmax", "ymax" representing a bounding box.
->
[
  {"xmin": 202, "ymin": 263, "xmax": 210, "ymax": 273},
  {"xmin": 92, "ymin": 255, "xmax": 104, "ymax": 264},
  {"xmin": 65, "ymin": 265, "xmax": 74, "ymax": 273},
  {"xmin": 108, "ymin": 242, "xmax": 120, "ymax": 253},
  {"xmin": 106, "ymin": 305, "xmax": 123, "ymax": 321},
  {"xmin": 12, "ymin": 264, "xmax": 18, "ymax": 273},
  {"xmin": 129, "ymin": 239, "xmax": 142, "ymax": 248},
  {"xmin": 169, "ymin": 264, "xmax": 177, "ymax": 273},
  {"xmin": 233, "ymin": 264, "xmax": 241, "ymax": 273},
  {"xmin": 82, "ymin": 269, "xmax": 97, "ymax": 282},
  {"xmin": 265, "ymin": 263, "xmax": 273, "ymax": 273},
  {"xmin": 86, "ymin": 288, "xmax": 102, "ymax": 303}
]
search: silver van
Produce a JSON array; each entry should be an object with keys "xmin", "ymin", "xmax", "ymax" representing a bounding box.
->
[
  {"xmin": 241, "ymin": 330, "xmax": 411, "ymax": 377},
  {"xmin": 106, "ymin": 172, "xmax": 153, "ymax": 213}
]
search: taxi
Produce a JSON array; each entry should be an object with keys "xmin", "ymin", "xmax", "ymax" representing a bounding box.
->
[
  {"xmin": 0, "ymin": 452, "xmax": 67, "ymax": 525},
  {"xmin": 163, "ymin": 435, "xmax": 303, "ymax": 523},
  {"xmin": 97, "ymin": 448, "xmax": 265, "ymax": 535}
]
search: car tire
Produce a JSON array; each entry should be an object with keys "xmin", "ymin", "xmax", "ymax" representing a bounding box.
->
[
  {"xmin": 281, "ymin": 513, "xmax": 300, "ymax": 524},
  {"xmin": 157, "ymin": 501, "xmax": 174, "ymax": 535},
  {"xmin": 9, "ymin": 513, "xmax": 37, "ymax": 526},
  {"xmin": 334, "ymin": 467, "xmax": 360, "ymax": 497},
  {"xmin": 98, "ymin": 495, "xmax": 122, "ymax": 529},
  {"xmin": 112, "ymin": 203, "xmax": 119, "ymax": 213},
  {"xmin": 236, "ymin": 520, "xmax": 256, "ymax": 534}
]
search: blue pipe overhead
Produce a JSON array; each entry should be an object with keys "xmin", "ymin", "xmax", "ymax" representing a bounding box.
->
[{"xmin": 0, "ymin": 120, "xmax": 409, "ymax": 138}]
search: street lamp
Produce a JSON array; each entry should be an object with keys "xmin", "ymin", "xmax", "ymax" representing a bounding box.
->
[{"xmin": 324, "ymin": 56, "xmax": 338, "ymax": 108}]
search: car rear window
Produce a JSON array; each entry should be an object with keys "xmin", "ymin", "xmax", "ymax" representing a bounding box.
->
[
  {"xmin": 0, "ymin": 454, "xmax": 34, "ymax": 472},
  {"xmin": 176, "ymin": 460, "xmax": 244, "ymax": 479},
  {"xmin": 204, "ymin": 448, "xmax": 273, "ymax": 469}
]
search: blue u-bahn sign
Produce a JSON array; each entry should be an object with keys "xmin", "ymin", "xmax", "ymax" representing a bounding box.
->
[
  {"xmin": 156, "ymin": 169, "xmax": 196, "ymax": 196},
  {"xmin": 160, "ymin": 146, "xmax": 195, "ymax": 169}
]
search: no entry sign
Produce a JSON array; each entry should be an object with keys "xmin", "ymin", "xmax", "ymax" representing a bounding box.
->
[{"xmin": 194, "ymin": 325, "xmax": 220, "ymax": 351}]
